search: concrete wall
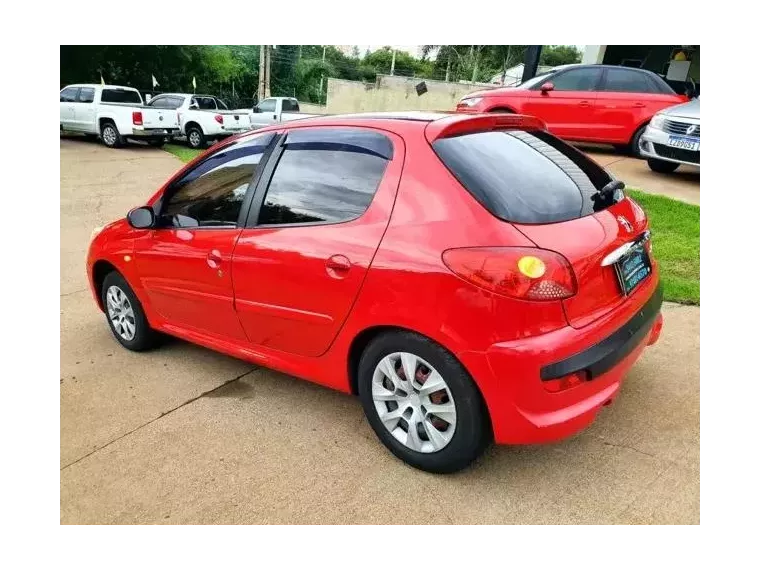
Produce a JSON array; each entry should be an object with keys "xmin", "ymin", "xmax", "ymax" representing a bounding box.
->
[
  {"xmin": 299, "ymin": 102, "xmax": 327, "ymax": 115},
  {"xmin": 326, "ymin": 75, "xmax": 496, "ymax": 114}
]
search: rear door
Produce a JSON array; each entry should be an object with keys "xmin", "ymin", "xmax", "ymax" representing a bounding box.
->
[
  {"xmin": 231, "ymin": 127, "xmax": 404, "ymax": 357},
  {"xmin": 521, "ymin": 67, "xmax": 603, "ymax": 140},
  {"xmin": 595, "ymin": 67, "xmax": 674, "ymax": 143},
  {"xmin": 431, "ymin": 128, "xmax": 653, "ymax": 329}
]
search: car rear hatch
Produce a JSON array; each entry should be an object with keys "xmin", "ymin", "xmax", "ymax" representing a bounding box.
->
[
  {"xmin": 141, "ymin": 107, "xmax": 179, "ymax": 129},
  {"xmin": 428, "ymin": 114, "xmax": 654, "ymax": 329}
]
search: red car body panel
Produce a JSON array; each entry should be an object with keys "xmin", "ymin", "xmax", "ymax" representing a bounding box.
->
[
  {"xmin": 87, "ymin": 113, "xmax": 663, "ymax": 445},
  {"xmin": 457, "ymin": 71, "xmax": 687, "ymax": 145}
]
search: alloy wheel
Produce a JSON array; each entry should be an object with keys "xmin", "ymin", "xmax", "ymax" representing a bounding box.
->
[
  {"xmin": 105, "ymin": 285, "xmax": 136, "ymax": 341},
  {"xmin": 102, "ymin": 125, "xmax": 117, "ymax": 146}
]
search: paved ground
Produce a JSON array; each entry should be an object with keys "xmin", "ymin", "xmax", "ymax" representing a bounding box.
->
[
  {"xmin": 582, "ymin": 145, "xmax": 700, "ymax": 205},
  {"xmin": 60, "ymin": 138, "xmax": 699, "ymax": 524}
]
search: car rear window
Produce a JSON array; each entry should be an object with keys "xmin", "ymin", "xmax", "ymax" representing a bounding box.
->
[
  {"xmin": 432, "ymin": 129, "xmax": 614, "ymax": 224},
  {"xmin": 101, "ymin": 88, "xmax": 142, "ymax": 104}
]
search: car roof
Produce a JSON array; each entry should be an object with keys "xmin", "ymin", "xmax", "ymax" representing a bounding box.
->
[{"xmin": 63, "ymin": 84, "xmax": 138, "ymax": 90}]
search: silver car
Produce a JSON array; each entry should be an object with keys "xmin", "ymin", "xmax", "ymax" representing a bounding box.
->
[{"xmin": 640, "ymin": 97, "xmax": 700, "ymax": 173}]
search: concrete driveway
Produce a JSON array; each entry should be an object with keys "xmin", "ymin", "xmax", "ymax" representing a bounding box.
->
[{"xmin": 60, "ymin": 138, "xmax": 699, "ymax": 524}]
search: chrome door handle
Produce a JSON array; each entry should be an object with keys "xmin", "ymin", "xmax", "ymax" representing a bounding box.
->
[{"xmin": 206, "ymin": 249, "xmax": 223, "ymax": 268}]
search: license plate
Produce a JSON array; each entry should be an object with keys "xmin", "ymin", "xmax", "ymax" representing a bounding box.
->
[
  {"xmin": 614, "ymin": 245, "xmax": 652, "ymax": 296},
  {"xmin": 667, "ymin": 136, "xmax": 699, "ymax": 151}
]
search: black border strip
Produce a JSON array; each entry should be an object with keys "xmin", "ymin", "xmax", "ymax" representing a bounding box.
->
[{"xmin": 541, "ymin": 280, "xmax": 664, "ymax": 381}]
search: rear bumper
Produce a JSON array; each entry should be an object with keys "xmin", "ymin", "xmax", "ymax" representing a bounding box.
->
[
  {"xmin": 128, "ymin": 127, "xmax": 179, "ymax": 138},
  {"xmin": 459, "ymin": 277, "xmax": 663, "ymax": 445}
]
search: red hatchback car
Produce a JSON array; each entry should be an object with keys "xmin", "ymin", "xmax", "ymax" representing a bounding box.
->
[
  {"xmin": 87, "ymin": 112, "xmax": 663, "ymax": 473},
  {"xmin": 457, "ymin": 64, "xmax": 688, "ymax": 154}
]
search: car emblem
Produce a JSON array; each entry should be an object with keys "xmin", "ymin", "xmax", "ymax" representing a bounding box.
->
[
  {"xmin": 159, "ymin": 115, "xmax": 163, "ymax": 121},
  {"xmin": 617, "ymin": 215, "xmax": 633, "ymax": 233},
  {"xmin": 685, "ymin": 124, "xmax": 697, "ymax": 136}
]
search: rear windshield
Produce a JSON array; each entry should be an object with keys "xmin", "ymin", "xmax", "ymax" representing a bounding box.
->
[
  {"xmin": 101, "ymin": 88, "xmax": 142, "ymax": 104},
  {"xmin": 432, "ymin": 130, "xmax": 614, "ymax": 224}
]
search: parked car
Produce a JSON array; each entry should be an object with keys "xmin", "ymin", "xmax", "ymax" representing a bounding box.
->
[
  {"xmin": 146, "ymin": 93, "xmax": 252, "ymax": 149},
  {"xmin": 60, "ymin": 84, "xmax": 180, "ymax": 148},
  {"xmin": 456, "ymin": 64, "xmax": 689, "ymax": 155},
  {"xmin": 639, "ymin": 97, "xmax": 700, "ymax": 172},
  {"xmin": 86, "ymin": 111, "xmax": 663, "ymax": 473},
  {"xmin": 249, "ymin": 97, "xmax": 318, "ymax": 129}
]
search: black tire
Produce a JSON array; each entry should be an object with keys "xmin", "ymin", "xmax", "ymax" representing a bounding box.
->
[
  {"xmin": 629, "ymin": 124, "xmax": 647, "ymax": 158},
  {"xmin": 100, "ymin": 271, "xmax": 159, "ymax": 352},
  {"xmin": 186, "ymin": 125, "xmax": 206, "ymax": 149},
  {"xmin": 100, "ymin": 121, "xmax": 123, "ymax": 148},
  {"xmin": 647, "ymin": 158, "xmax": 680, "ymax": 173},
  {"xmin": 358, "ymin": 331, "xmax": 490, "ymax": 474},
  {"xmin": 148, "ymin": 138, "xmax": 165, "ymax": 148}
]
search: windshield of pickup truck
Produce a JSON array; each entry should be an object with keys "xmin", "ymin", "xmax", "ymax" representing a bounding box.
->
[{"xmin": 101, "ymin": 88, "xmax": 142, "ymax": 104}]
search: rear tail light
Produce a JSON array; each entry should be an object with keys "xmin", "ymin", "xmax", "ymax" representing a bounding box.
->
[
  {"xmin": 132, "ymin": 111, "xmax": 143, "ymax": 125},
  {"xmin": 442, "ymin": 247, "xmax": 577, "ymax": 301},
  {"xmin": 543, "ymin": 371, "xmax": 587, "ymax": 393},
  {"xmin": 214, "ymin": 114, "xmax": 223, "ymax": 125}
]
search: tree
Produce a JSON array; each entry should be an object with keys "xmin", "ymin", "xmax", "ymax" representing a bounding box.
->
[{"xmin": 540, "ymin": 45, "xmax": 582, "ymax": 67}]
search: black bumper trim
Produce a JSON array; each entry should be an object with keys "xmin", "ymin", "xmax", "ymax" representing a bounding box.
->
[{"xmin": 540, "ymin": 281, "xmax": 663, "ymax": 381}]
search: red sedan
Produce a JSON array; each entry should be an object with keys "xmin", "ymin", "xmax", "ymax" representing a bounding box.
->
[
  {"xmin": 87, "ymin": 111, "xmax": 663, "ymax": 473},
  {"xmin": 457, "ymin": 64, "xmax": 688, "ymax": 154}
]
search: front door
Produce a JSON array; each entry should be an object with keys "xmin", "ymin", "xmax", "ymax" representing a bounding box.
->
[
  {"xmin": 73, "ymin": 86, "xmax": 97, "ymax": 133},
  {"xmin": 134, "ymin": 132, "xmax": 275, "ymax": 341},
  {"xmin": 232, "ymin": 127, "xmax": 403, "ymax": 357},
  {"xmin": 522, "ymin": 67, "xmax": 603, "ymax": 140},
  {"xmin": 60, "ymin": 86, "xmax": 79, "ymax": 130}
]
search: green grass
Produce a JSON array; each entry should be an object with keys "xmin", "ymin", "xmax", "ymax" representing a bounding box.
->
[
  {"xmin": 164, "ymin": 144, "xmax": 203, "ymax": 163},
  {"xmin": 161, "ymin": 146, "xmax": 700, "ymax": 304},
  {"xmin": 627, "ymin": 189, "xmax": 699, "ymax": 305}
]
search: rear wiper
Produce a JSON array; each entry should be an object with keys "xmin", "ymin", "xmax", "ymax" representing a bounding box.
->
[{"xmin": 591, "ymin": 179, "xmax": 625, "ymax": 209}]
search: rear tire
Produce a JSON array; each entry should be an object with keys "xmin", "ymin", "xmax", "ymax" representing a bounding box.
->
[
  {"xmin": 358, "ymin": 331, "xmax": 490, "ymax": 474},
  {"xmin": 629, "ymin": 124, "xmax": 647, "ymax": 158},
  {"xmin": 186, "ymin": 125, "xmax": 206, "ymax": 149},
  {"xmin": 101, "ymin": 272, "xmax": 159, "ymax": 352},
  {"xmin": 647, "ymin": 158, "xmax": 680, "ymax": 173},
  {"xmin": 100, "ymin": 121, "xmax": 123, "ymax": 148}
]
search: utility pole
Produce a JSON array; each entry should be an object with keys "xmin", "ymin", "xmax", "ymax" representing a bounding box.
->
[
  {"xmin": 264, "ymin": 45, "xmax": 272, "ymax": 98},
  {"xmin": 445, "ymin": 54, "xmax": 450, "ymax": 82},
  {"xmin": 390, "ymin": 48, "xmax": 396, "ymax": 76},
  {"xmin": 319, "ymin": 46, "xmax": 326, "ymax": 104},
  {"xmin": 257, "ymin": 45, "xmax": 266, "ymax": 102}
]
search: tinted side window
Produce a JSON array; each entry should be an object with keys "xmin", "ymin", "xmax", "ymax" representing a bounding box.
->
[
  {"xmin": 602, "ymin": 69, "xmax": 654, "ymax": 93},
  {"xmin": 101, "ymin": 89, "xmax": 143, "ymax": 104},
  {"xmin": 163, "ymin": 133, "xmax": 274, "ymax": 227},
  {"xmin": 281, "ymin": 99, "xmax": 299, "ymax": 112},
  {"xmin": 257, "ymin": 99, "xmax": 276, "ymax": 112},
  {"xmin": 258, "ymin": 136, "xmax": 390, "ymax": 225},
  {"xmin": 148, "ymin": 97, "xmax": 169, "ymax": 108},
  {"xmin": 193, "ymin": 97, "xmax": 216, "ymax": 110},
  {"xmin": 60, "ymin": 87, "xmax": 79, "ymax": 102},
  {"xmin": 550, "ymin": 68, "xmax": 602, "ymax": 91},
  {"xmin": 432, "ymin": 130, "xmax": 614, "ymax": 224},
  {"xmin": 77, "ymin": 87, "xmax": 95, "ymax": 103}
]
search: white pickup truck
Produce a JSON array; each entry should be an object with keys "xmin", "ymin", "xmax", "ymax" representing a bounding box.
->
[
  {"xmin": 60, "ymin": 84, "xmax": 180, "ymax": 148},
  {"xmin": 249, "ymin": 97, "xmax": 318, "ymax": 129},
  {"xmin": 147, "ymin": 93, "xmax": 252, "ymax": 149}
]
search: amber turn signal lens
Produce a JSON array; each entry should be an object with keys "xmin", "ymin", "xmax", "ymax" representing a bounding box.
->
[{"xmin": 518, "ymin": 256, "xmax": 546, "ymax": 279}]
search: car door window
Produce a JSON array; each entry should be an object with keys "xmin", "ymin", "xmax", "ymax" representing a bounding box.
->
[
  {"xmin": 257, "ymin": 99, "xmax": 276, "ymax": 113},
  {"xmin": 257, "ymin": 129, "xmax": 391, "ymax": 226},
  {"xmin": 60, "ymin": 87, "xmax": 79, "ymax": 102},
  {"xmin": 162, "ymin": 133, "xmax": 275, "ymax": 228},
  {"xmin": 77, "ymin": 87, "xmax": 95, "ymax": 103},
  {"xmin": 602, "ymin": 68, "xmax": 654, "ymax": 93},
  {"xmin": 194, "ymin": 96, "xmax": 217, "ymax": 110},
  {"xmin": 281, "ymin": 99, "xmax": 299, "ymax": 112},
  {"xmin": 148, "ymin": 96, "xmax": 168, "ymax": 108},
  {"xmin": 549, "ymin": 68, "xmax": 602, "ymax": 91}
]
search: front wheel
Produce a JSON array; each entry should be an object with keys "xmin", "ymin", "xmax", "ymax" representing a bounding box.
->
[
  {"xmin": 358, "ymin": 331, "xmax": 490, "ymax": 474},
  {"xmin": 647, "ymin": 158, "xmax": 680, "ymax": 173},
  {"xmin": 629, "ymin": 124, "xmax": 647, "ymax": 158},
  {"xmin": 101, "ymin": 272, "xmax": 159, "ymax": 352}
]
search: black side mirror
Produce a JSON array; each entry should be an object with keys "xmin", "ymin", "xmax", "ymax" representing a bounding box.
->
[{"xmin": 127, "ymin": 206, "xmax": 155, "ymax": 229}]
